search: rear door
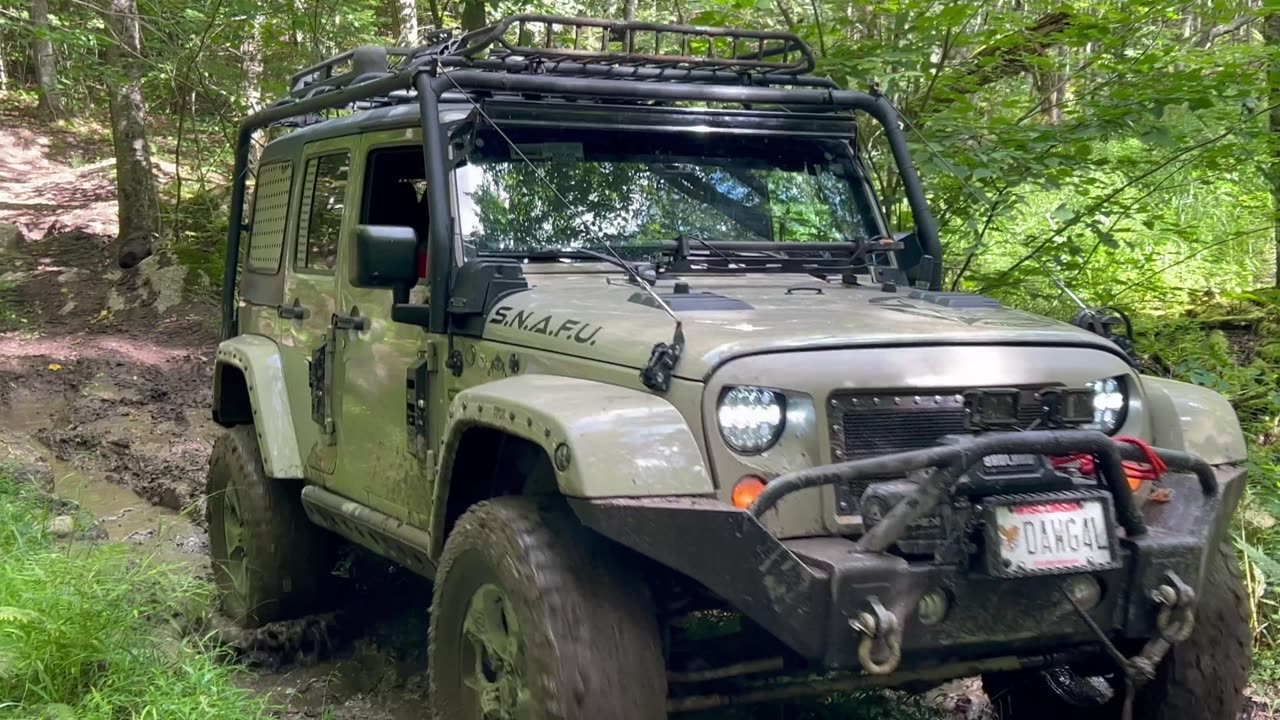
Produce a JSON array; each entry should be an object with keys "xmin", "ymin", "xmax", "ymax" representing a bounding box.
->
[{"xmin": 278, "ymin": 138, "xmax": 354, "ymax": 481}]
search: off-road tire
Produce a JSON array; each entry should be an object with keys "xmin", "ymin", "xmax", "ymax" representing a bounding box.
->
[
  {"xmin": 983, "ymin": 541, "xmax": 1251, "ymax": 720},
  {"xmin": 428, "ymin": 497, "xmax": 667, "ymax": 720},
  {"xmin": 206, "ymin": 425, "xmax": 335, "ymax": 628}
]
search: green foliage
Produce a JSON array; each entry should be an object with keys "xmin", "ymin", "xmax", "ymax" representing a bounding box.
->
[
  {"xmin": 1132, "ymin": 292, "xmax": 1280, "ymax": 674},
  {"xmin": 0, "ymin": 472, "xmax": 269, "ymax": 719}
]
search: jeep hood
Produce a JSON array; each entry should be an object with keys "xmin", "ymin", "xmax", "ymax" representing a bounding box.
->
[{"xmin": 479, "ymin": 272, "xmax": 1126, "ymax": 381}]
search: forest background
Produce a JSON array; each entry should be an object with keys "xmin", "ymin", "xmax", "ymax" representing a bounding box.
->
[{"xmin": 4, "ymin": 0, "xmax": 1280, "ymax": 708}]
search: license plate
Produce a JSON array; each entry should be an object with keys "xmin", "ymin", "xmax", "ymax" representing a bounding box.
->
[{"xmin": 985, "ymin": 493, "xmax": 1118, "ymax": 577}]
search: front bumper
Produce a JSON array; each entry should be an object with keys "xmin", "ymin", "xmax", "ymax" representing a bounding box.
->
[{"xmin": 569, "ymin": 430, "xmax": 1244, "ymax": 672}]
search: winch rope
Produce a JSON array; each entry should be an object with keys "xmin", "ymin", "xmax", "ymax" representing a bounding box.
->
[{"xmin": 1050, "ymin": 436, "xmax": 1168, "ymax": 489}]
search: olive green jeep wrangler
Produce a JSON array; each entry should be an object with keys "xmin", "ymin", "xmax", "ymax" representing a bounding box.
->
[{"xmin": 206, "ymin": 15, "xmax": 1251, "ymax": 719}]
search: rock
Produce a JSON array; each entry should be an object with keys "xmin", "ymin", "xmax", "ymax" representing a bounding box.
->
[
  {"xmin": 46, "ymin": 514, "xmax": 75, "ymax": 538},
  {"xmin": 174, "ymin": 532, "xmax": 209, "ymax": 554},
  {"xmin": 0, "ymin": 223, "xmax": 23, "ymax": 254},
  {"xmin": 116, "ymin": 231, "xmax": 154, "ymax": 269},
  {"xmin": 126, "ymin": 527, "xmax": 156, "ymax": 544}
]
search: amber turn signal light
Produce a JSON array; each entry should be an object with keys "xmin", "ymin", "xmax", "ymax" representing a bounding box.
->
[{"xmin": 731, "ymin": 476, "xmax": 767, "ymax": 509}]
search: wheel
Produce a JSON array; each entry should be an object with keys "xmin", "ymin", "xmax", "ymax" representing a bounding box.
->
[
  {"xmin": 983, "ymin": 541, "xmax": 1251, "ymax": 720},
  {"xmin": 429, "ymin": 497, "xmax": 668, "ymax": 720},
  {"xmin": 206, "ymin": 425, "xmax": 336, "ymax": 627}
]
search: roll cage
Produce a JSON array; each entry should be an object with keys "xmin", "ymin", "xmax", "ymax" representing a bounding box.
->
[{"xmin": 222, "ymin": 14, "xmax": 943, "ymax": 339}]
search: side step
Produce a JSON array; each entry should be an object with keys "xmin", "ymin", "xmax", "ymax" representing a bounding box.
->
[{"xmin": 300, "ymin": 485, "xmax": 437, "ymax": 579}]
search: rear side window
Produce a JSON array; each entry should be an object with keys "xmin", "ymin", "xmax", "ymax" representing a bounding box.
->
[
  {"xmin": 244, "ymin": 161, "xmax": 292, "ymax": 274},
  {"xmin": 295, "ymin": 152, "xmax": 350, "ymax": 273}
]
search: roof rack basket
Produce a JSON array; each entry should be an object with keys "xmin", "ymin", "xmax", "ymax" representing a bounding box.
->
[
  {"xmin": 285, "ymin": 15, "xmax": 819, "ymax": 102},
  {"xmin": 448, "ymin": 15, "xmax": 815, "ymax": 74}
]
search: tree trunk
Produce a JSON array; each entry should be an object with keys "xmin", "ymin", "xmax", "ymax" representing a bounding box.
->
[
  {"xmin": 30, "ymin": 0, "xmax": 64, "ymax": 116},
  {"xmin": 103, "ymin": 0, "xmax": 161, "ymax": 269},
  {"xmin": 396, "ymin": 0, "xmax": 418, "ymax": 45},
  {"xmin": 624, "ymin": 0, "xmax": 637, "ymax": 21},
  {"xmin": 240, "ymin": 12, "xmax": 264, "ymax": 170},
  {"xmin": 461, "ymin": 0, "xmax": 484, "ymax": 31},
  {"xmin": 1269, "ymin": 10, "xmax": 1280, "ymax": 286}
]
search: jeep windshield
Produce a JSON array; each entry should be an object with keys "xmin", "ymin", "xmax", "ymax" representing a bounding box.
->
[{"xmin": 452, "ymin": 125, "xmax": 887, "ymax": 263}]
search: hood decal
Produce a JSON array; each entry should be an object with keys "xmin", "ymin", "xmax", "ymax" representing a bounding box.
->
[{"xmin": 490, "ymin": 305, "xmax": 603, "ymax": 346}]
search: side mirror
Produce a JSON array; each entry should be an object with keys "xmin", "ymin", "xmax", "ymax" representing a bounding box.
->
[{"xmin": 354, "ymin": 225, "xmax": 419, "ymax": 303}]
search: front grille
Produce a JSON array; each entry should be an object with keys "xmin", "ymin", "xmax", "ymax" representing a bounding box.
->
[{"xmin": 829, "ymin": 388, "xmax": 1051, "ymax": 516}]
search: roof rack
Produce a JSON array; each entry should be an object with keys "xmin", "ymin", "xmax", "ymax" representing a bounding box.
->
[
  {"xmin": 283, "ymin": 15, "xmax": 821, "ymax": 105},
  {"xmin": 449, "ymin": 15, "xmax": 814, "ymax": 74}
]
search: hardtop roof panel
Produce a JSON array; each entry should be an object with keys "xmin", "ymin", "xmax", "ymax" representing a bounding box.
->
[{"xmin": 260, "ymin": 99, "xmax": 856, "ymax": 163}]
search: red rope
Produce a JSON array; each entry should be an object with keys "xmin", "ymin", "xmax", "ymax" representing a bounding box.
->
[{"xmin": 1050, "ymin": 436, "xmax": 1167, "ymax": 483}]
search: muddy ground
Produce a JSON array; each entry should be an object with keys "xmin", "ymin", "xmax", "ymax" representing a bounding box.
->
[{"xmin": 0, "ymin": 109, "xmax": 1272, "ymax": 720}]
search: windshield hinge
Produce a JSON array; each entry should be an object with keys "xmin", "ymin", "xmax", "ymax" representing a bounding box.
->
[{"xmin": 641, "ymin": 322, "xmax": 684, "ymax": 393}]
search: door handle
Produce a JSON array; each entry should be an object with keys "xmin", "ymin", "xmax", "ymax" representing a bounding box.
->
[
  {"xmin": 333, "ymin": 312, "xmax": 370, "ymax": 332},
  {"xmin": 279, "ymin": 300, "xmax": 309, "ymax": 320}
]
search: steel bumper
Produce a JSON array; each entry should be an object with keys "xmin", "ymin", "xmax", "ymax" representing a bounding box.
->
[{"xmin": 568, "ymin": 430, "xmax": 1245, "ymax": 671}]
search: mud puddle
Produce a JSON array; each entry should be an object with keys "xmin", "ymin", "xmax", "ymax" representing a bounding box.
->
[{"xmin": 0, "ymin": 378, "xmax": 205, "ymax": 561}]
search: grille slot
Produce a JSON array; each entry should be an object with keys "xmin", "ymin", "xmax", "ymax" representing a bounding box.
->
[{"xmin": 829, "ymin": 389, "xmax": 1052, "ymax": 517}]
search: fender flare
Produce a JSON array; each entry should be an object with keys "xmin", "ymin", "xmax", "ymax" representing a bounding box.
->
[
  {"xmin": 434, "ymin": 374, "xmax": 713, "ymax": 501},
  {"xmin": 214, "ymin": 335, "xmax": 305, "ymax": 479},
  {"xmin": 1141, "ymin": 375, "xmax": 1247, "ymax": 465}
]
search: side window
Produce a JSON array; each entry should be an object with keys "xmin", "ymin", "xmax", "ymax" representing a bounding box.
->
[
  {"xmin": 295, "ymin": 152, "xmax": 350, "ymax": 273},
  {"xmin": 244, "ymin": 161, "xmax": 292, "ymax": 274}
]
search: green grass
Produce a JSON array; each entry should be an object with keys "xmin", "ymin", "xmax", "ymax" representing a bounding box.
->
[{"xmin": 0, "ymin": 472, "xmax": 269, "ymax": 719}]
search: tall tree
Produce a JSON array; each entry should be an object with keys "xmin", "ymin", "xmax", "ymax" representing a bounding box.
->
[
  {"xmin": 396, "ymin": 0, "xmax": 418, "ymax": 45},
  {"xmin": 103, "ymin": 0, "xmax": 161, "ymax": 268},
  {"xmin": 240, "ymin": 11, "xmax": 264, "ymax": 169},
  {"xmin": 461, "ymin": 0, "xmax": 484, "ymax": 31},
  {"xmin": 30, "ymin": 0, "xmax": 64, "ymax": 116},
  {"xmin": 1269, "ymin": 8, "xmax": 1280, "ymax": 287}
]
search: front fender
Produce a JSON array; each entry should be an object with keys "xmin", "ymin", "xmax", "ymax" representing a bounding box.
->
[
  {"xmin": 1141, "ymin": 375, "xmax": 1247, "ymax": 464},
  {"xmin": 214, "ymin": 335, "xmax": 305, "ymax": 479},
  {"xmin": 438, "ymin": 375, "xmax": 713, "ymax": 498}
]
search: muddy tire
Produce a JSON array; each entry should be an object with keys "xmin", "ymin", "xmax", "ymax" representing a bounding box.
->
[
  {"xmin": 983, "ymin": 541, "xmax": 1251, "ymax": 720},
  {"xmin": 428, "ymin": 497, "xmax": 667, "ymax": 720},
  {"xmin": 206, "ymin": 425, "xmax": 335, "ymax": 628}
]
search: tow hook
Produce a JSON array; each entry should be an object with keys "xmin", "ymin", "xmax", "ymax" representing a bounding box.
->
[
  {"xmin": 850, "ymin": 597, "xmax": 902, "ymax": 675},
  {"xmin": 1061, "ymin": 570, "xmax": 1197, "ymax": 720}
]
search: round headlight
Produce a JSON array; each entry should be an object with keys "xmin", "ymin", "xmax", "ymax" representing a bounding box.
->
[
  {"xmin": 1087, "ymin": 377, "xmax": 1127, "ymax": 434},
  {"xmin": 717, "ymin": 386, "xmax": 785, "ymax": 454}
]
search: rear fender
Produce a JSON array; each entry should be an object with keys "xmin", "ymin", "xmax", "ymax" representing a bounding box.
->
[{"xmin": 214, "ymin": 335, "xmax": 305, "ymax": 479}]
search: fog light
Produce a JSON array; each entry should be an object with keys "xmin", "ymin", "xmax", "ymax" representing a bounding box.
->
[
  {"xmin": 1063, "ymin": 574, "xmax": 1103, "ymax": 611},
  {"xmin": 917, "ymin": 588, "xmax": 949, "ymax": 626}
]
